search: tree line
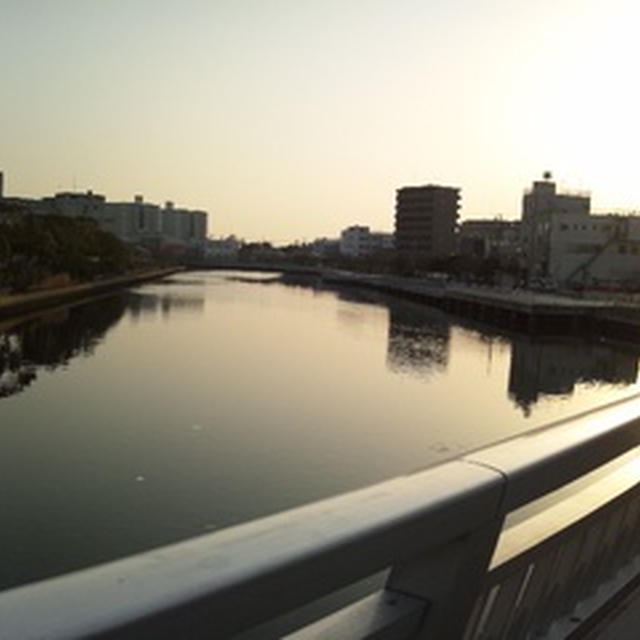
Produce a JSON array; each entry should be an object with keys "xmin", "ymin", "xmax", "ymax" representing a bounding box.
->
[{"xmin": 0, "ymin": 204, "xmax": 140, "ymax": 293}]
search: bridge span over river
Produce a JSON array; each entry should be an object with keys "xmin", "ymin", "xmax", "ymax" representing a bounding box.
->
[{"xmin": 3, "ymin": 392, "xmax": 640, "ymax": 638}]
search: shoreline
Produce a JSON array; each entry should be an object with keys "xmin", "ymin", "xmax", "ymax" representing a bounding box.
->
[
  {"xmin": 0, "ymin": 267, "xmax": 183, "ymax": 321},
  {"xmin": 185, "ymin": 263, "xmax": 640, "ymax": 339},
  {"xmin": 264, "ymin": 266, "xmax": 640, "ymax": 340}
]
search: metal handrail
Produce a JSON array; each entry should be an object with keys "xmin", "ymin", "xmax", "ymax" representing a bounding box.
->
[{"xmin": 3, "ymin": 393, "xmax": 640, "ymax": 639}]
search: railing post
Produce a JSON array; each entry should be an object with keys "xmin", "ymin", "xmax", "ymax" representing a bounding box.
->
[{"xmin": 385, "ymin": 517, "xmax": 505, "ymax": 639}]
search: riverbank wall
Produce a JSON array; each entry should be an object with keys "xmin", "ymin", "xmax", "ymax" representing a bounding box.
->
[
  {"xmin": 0, "ymin": 267, "xmax": 183, "ymax": 320},
  {"xmin": 185, "ymin": 263, "xmax": 640, "ymax": 339},
  {"xmin": 307, "ymin": 269, "xmax": 640, "ymax": 340}
]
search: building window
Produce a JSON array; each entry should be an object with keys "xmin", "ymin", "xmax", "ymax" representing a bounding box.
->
[
  {"xmin": 619, "ymin": 244, "xmax": 627, "ymax": 254},
  {"xmin": 560, "ymin": 223, "xmax": 568, "ymax": 231}
]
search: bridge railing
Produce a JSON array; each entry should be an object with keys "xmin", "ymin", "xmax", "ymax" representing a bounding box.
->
[{"xmin": 3, "ymin": 395, "xmax": 640, "ymax": 639}]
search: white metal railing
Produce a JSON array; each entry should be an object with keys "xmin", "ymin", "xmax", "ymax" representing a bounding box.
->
[{"xmin": 3, "ymin": 395, "xmax": 640, "ymax": 639}]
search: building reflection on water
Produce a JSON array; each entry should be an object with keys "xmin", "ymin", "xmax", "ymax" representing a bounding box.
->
[
  {"xmin": 127, "ymin": 290, "xmax": 205, "ymax": 320},
  {"xmin": 383, "ymin": 296, "xmax": 640, "ymax": 414},
  {"xmin": 0, "ymin": 295, "xmax": 128, "ymax": 398},
  {"xmin": 386, "ymin": 303, "xmax": 450, "ymax": 376},
  {"xmin": 0, "ymin": 287, "xmax": 205, "ymax": 399},
  {"xmin": 508, "ymin": 338, "xmax": 640, "ymax": 416},
  {"xmin": 278, "ymin": 277, "xmax": 640, "ymax": 413},
  {"xmin": 1, "ymin": 276, "xmax": 639, "ymax": 415}
]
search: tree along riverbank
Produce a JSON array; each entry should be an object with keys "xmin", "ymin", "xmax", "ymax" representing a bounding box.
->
[
  {"xmin": 0, "ymin": 204, "xmax": 185, "ymax": 319},
  {"xmin": 0, "ymin": 209, "xmax": 146, "ymax": 293}
]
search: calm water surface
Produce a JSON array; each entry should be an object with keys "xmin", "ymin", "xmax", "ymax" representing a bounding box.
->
[{"xmin": 2, "ymin": 270, "xmax": 639, "ymax": 589}]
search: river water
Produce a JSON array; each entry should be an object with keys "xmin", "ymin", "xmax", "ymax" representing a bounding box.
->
[{"xmin": 1, "ymin": 270, "xmax": 639, "ymax": 590}]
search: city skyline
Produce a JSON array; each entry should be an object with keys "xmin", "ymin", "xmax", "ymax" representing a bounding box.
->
[{"xmin": 2, "ymin": 0, "xmax": 639, "ymax": 243}]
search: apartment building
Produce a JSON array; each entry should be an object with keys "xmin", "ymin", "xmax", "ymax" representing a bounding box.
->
[{"xmin": 395, "ymin": 185, "xmax": 460, "ymax": 263}]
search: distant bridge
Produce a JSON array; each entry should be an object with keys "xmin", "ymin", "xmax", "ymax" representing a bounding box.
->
[{"xmin": 3, "ymin": 394, "xmax": 640, "ymax": 638}]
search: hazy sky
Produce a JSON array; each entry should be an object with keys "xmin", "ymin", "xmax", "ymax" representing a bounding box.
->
[{"xmin": 2, "ymin": 0, "xmax": 639, "ymax": 242}]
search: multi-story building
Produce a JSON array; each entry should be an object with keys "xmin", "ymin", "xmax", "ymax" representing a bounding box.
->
[
  {"xmin": 339, "ymin": 226, "xmax": 394, "ymax": 258},
  {"xmin": 41, "ymin": 191, "xmax": 107, "ymax": 220},
  {"xmin": 107, "ymin": 198, "xmax": 207, "ymax": 250},
  {"xmin": 340, "ymin": 225, "xmax": 371, "ymax": 257},
  {"xmin": 394, "ymin": 185, "xmax": 460, "ymax": 263},
  {"xmin": 370, "ymin": 231, "xmax": 395, "ymax": 253},
  {"xmin": 521, "ymin": 173, "xmax": 590, "ymax": 277},
  {"xmin": 518, "ymin": 173, "xmax": 640, "ymax": 287},
  {"xmin": 459, "ymin": 218, "xmax": 521, "ymax": 260},
  {"xmin": 104, "ymin": 196, "xmax": 161, "ymax": 245},
  {"xmin": 0, "ymin": 173, "xmax": 208, "ymax": 252},
  {"xmin": 548, "ymin": 212, "xmax": 640, "ymax": 287},
  {"xmin": 310, "ymin": 237, "xmax": 340, "ymax": 259}
]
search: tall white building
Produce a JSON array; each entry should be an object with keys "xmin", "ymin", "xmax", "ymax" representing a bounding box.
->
[{"xmin": 106, "ymin": 197, "xmax": 207, "ymax": 249}]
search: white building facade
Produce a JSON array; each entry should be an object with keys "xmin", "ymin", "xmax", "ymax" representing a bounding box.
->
[
  {"xmin": 340, "ymin": 225, "xmax": 394, "ymax": 258},
  {"xmin": 2, "ymin": 179, "xmax": 208, "ymax": 253},
  {"xmin": 548, "ymin": 213, "xmax": 640, "ymax": 287},
  {"xmin": 521, "ymin": 175, "xmax": 590, "ymax": 278}
]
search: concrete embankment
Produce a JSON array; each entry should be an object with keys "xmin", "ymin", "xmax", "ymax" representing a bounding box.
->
[
  {"xmin": 314, "ymin": 270, "xmax": 640, "ymax": 337},
  {"xmin": 189, "ymin": 263, "xmax": 640, "ymax": 338},
  {"xmin": 0, "ymin": 267, "xmax": 183, "ymax": 320}
]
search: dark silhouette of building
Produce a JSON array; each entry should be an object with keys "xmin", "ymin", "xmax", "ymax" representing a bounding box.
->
[
  {"xmin": 508, "ymin": 336, "xmax": 638, "ymax": 415},
  {"xmin": 395, "ymin": 184, "xmax": 460, "ymax": 263},
  {"xmin": 386, "ymin": 302, "xmax": 451, "ymax": 377}
]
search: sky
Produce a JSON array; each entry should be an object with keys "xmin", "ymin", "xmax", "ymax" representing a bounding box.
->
[{"xmin": 2, "ymin": 0, "xmax": 640, "ymax": 243}]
